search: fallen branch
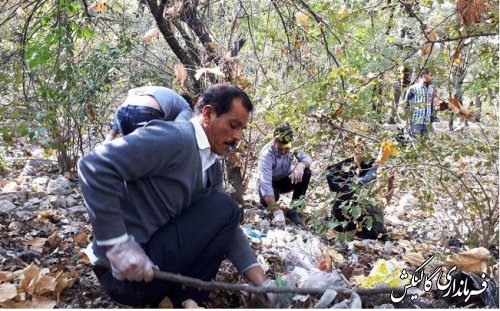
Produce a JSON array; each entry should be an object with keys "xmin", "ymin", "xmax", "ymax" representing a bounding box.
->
[{"xmin": 96, "ymin": 262, "xmax": 405, "ymax": 297}]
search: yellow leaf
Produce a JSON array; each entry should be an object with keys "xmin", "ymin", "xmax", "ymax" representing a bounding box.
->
[
  {"xmin": 89, "ymin": 0, "xmax": 107, "ymax": 13},
  {"xmin": 27, "ymin": 237, "xmax": 47, "ymax": 253},
  {"xmin": 445, "ymin": 247, "xmax": 491, "ymax": 273},
  {"xmin": 143, "ymin": 28, "xmax": 159, "ymax": 44},
  {"xmin": 296, "ymin": 12, "xmax": 309, "ymax": 27},
  {"xmin": 0, "ymin": 283, "xmax": 17, "ymax": 303},
  {"xmin": 375, "ymin": 141, "xmax": 398, "ymax": 165},
  {"xmin": 173, "ymin": 62, "xmax": 186, "ymax": 86}
]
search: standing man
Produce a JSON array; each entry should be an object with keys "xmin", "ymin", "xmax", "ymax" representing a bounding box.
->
[
  {"xmin": 401, "ymin": 67, "xmax": 439, "ymax": 136},
  {"xmin": 258, "ymin": 125, "xmax": 313, "ymax": 226},
  {"xmin": 105, "ymin": 86, "xmax": 193, "ymax": 142},
  {"xmin": 78, "ymin": 84, "xmax": 272, "ymax": 307}
]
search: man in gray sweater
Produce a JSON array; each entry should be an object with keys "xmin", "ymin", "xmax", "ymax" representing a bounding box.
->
[
  {"xmin": 104, "ymin": 86, "xmax": 193, "ymax": 142},
  {"xmin": 78, "ymin": 84, "xmax": 271, "ymax": 307}
]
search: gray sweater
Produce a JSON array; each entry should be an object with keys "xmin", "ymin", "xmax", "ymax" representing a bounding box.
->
[
  {"xmin": 128, "ymin": 86, "xmax": 192, "ymax": 121},
  {"xmin": 78, "ymin": 120, "xmax": 257, "ymax": 273}
]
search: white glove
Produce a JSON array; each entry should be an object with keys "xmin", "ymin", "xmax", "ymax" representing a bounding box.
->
[
  {"xmin": 289, "ymin": 163, "xmax": 305, "ymax": 184},
  {"xmin": 106, "ymin": 235, "xmax": 155, "ymax": 282}
]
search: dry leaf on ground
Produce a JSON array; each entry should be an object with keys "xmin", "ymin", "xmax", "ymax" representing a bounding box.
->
[
  {"xmin": 73, "ymin": 231, "xmax": 89, "ymax": 247},
  {"xmin": 0, "ymin": 283, "xmax": 17, "ymax": 303},
  {"xmin": 32, "ymin": 295, "xmax": 57, "ymax": 308},
  {"xmin": 159, "ymin": 295, "xmax": 174, "ymax": 308},
  {"xmin": 182, "ymin": 298, "xmax": 204, "ymax": 308},
  {"xmin": 28, "ymin": 237, "xmax": 47, "ymax": 253},
  {"xmin": 403, "ymin": 252, "xmax": 425, "ymax": 267},
  {"xmin": 445, "ymin": 247, "xmax": 491, "ymax": 273}
]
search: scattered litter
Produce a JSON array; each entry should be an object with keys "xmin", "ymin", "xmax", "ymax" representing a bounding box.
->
[
  {"xmin": 241, "ymin": 226, "xmax": 266, "ymax": 239},
  {"xmin": 355, "ymin": 259, "xmax": 409, "ymax": 288},
  {"xmin": 314, "ymin": 289, "xmax": 337, "ymax": 308}
]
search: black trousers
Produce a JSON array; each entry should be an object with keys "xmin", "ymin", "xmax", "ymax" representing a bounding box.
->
[
  {"xmin": 93, "ymin": 192, "xmax": 239, "ymax": 307},
  {"xmin": 260, "ymin": 168, "xmax": 312, "ymax": 208},
  {"xmin": 116, "ymin": 105, "xmax": 164, "ymax": 135}
]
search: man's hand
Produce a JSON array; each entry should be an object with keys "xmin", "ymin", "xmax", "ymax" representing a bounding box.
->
[
  {"xmin": 290, "ymin": 162, "xmax": 305, "ymax": 184},
  {"xmin": 106, "ymin": 235, "xmax": 155, "ymax": 282},
  {"xmin": 251, "ymin": 279, "xmax": 278, "ymax": 308}
]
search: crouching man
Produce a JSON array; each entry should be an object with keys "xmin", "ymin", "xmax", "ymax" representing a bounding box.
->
[{"xmin": 78, "ymin": 84, "xmax": 272, "ymax": 307}]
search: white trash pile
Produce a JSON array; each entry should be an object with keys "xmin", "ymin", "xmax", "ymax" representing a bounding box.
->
[{"xmin": 242, "ymin": 225, "xmax": 362, "ymax": 308}]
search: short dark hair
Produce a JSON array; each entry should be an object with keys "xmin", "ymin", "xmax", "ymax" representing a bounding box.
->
[
  {"xmin": 194, "ymin": 83, "xmax": 253, "ymax": 116},
  {"xmin": 274, "ymin": 125, "xmax": 293, "ymax": 144},
  {"xmin": 420, "ymin": 67, "xmax": 430, "ymax": 76}
]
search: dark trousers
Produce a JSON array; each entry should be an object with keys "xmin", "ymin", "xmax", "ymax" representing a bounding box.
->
[
  {"xmin": 116, "ymin": 105, "xmax": 164, "ymax": 135},
  {"xmin": 93, "ymin": 192, "xmax": 239, "ymax": 307},
  {"xmin": 259, "ymin": 168, "xmax": 312, "ymax": 208}
]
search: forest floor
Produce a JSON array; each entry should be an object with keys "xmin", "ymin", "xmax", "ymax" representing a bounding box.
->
[{"xmin": 0, "ymin": 120, "xmax": 498, "ymax": 308}]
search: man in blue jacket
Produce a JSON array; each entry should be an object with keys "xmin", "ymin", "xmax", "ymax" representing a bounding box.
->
[{"xmin": 78, "ymin": 84, "xmax": 271, "ymax": 307}]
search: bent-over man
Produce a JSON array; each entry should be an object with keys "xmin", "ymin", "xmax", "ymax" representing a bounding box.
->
[
  {"xmin": 79, "ymin": 84, "xmax": 272, "ymax": 307},
  {"xmin": 105, "ymin": 86, "xmax": 192, "ymax": 141}
]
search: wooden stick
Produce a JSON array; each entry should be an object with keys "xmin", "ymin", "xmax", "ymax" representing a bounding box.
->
[{"xmin": 95, "ymin": 262, "xmax": 405, "ymax": 297}]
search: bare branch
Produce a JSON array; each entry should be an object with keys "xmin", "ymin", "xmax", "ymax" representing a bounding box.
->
[{"xmin": 427, "ymin": 32, "xmax": 498, "ymax": 43}]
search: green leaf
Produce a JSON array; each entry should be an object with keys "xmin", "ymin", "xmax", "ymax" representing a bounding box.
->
[
  {"xmin": 82, "ymin": 26, "xmax": 94, "ymax": 39},
  {"xmin": 352, "ymin": 206, "xmax": 362, "ymax": 219},
  {"xmin": 364, "ymin": 216, "xmax": 373, "ymax": 230}
]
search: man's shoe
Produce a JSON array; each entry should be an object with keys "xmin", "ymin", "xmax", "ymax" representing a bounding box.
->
[{"xmin": 286, "ymin": 209, "xmax": 303, "ymax": 226}]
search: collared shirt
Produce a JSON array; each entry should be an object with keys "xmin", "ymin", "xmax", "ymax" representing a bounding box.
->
[
  {"xmin": 258, "ymin": 141, "xmax": 312, "ymax": 197},
  {"xmin": 403, "ymin": 81, "xmax": 434, "ymax": 125},
  {"xmin": 190, "ymin": 118, "xmax": 218, "ymax": 186}
]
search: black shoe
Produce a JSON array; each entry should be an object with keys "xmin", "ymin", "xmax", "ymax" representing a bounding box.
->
[{"xmin": 286, "ymin": 209, "xmax": 303, "ymax": 226}]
